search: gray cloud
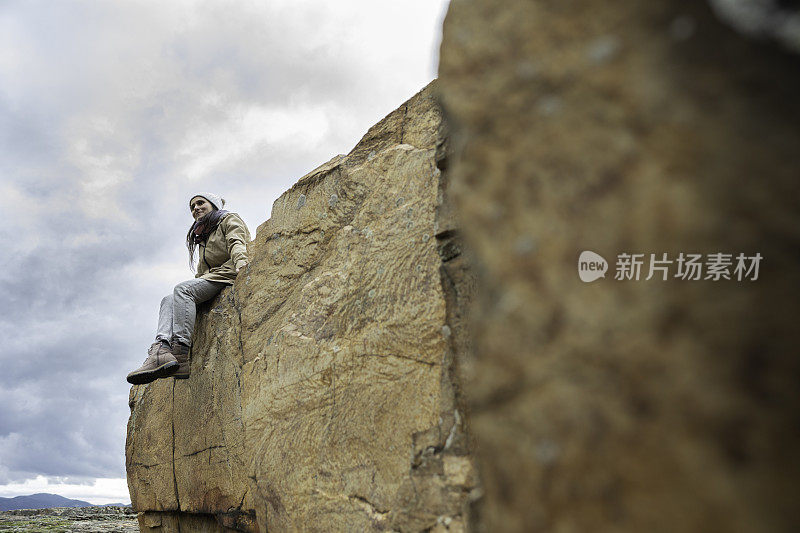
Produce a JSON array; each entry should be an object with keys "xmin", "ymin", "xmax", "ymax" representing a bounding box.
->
[{"xmin": 0, "ymin": 0, "xmax": 448, "ymax": 489}]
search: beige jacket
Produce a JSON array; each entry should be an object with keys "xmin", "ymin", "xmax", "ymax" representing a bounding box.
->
[{"xmin": 195, "ymin": 212, "xmax": 250, "ymax": 284}]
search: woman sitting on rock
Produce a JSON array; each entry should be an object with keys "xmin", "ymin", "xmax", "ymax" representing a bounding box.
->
[{"xmin": 127, "ymin": 193, "xmax": 250, "ymax": 384}]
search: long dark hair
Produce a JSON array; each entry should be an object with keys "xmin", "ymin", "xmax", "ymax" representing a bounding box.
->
[{"xmin": 186, "ymin": 207, "xmax": 227, "ymax": 269}]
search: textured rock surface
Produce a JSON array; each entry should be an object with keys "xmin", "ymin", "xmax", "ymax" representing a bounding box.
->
[
  {"xmin": 127, "ymin": 83, "xmax": 477, "ymax": 532},
  {"xmin": 438, "ymin": 0, "xmax": 800, "ymax": 531}
]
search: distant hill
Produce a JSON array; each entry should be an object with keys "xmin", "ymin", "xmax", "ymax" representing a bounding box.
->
[{"xmin": 0, "ymin": 493, "xmax": 92, "ymax": 511}]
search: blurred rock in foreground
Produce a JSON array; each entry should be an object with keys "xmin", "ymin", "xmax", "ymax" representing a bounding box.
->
[{"xmin": 438, "ymin": 0, "xmax": 800, "ymax": 531}]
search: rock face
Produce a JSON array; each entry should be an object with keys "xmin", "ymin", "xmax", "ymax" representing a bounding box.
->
[
  {"xmin": 438, "ymin": 0, "xmax": 800, "ymax": 532},
  {"xmin": 127, "ymin": 83, "xmax": 477, "ymax": 532}
]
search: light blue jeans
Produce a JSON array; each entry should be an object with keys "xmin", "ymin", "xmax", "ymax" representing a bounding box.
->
[{"xmin": 155, "ymin": 279, "xmax": 226, "ymax": 347}]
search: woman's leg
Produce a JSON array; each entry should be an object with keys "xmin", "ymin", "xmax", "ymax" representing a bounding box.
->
[
  {"xmin": 171, "ymin": 279, "xmax": 226, "ymax": 347},
  {"xmin": 126, "ymin": 293, "xmax": 180, "ymax": 385},
  {"xmin": 155, "ymin": 294, "xmax": 174, "ymax": 344}
]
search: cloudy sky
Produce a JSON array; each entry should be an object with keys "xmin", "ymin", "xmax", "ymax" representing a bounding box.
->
[{"xmin": 0, "ymin": 0, "xmax": 448, "ymax": 505}]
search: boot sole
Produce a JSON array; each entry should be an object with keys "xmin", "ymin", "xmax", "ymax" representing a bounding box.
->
[{"xmin": 126, "ymin": 361, "xmax": 179, "ymax": 385}]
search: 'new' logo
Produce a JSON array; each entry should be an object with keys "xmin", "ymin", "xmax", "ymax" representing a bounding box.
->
[{"xmin": 578, "ymin": 251, "xmax": 608, "ymax": 282}]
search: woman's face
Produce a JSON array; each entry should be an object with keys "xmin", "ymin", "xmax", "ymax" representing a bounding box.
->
[{"xmin": 190, "ymin": 196, "xmax": 214, "ymax": 220}]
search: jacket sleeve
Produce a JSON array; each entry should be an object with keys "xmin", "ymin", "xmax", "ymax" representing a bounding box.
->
[{"xmin": 222, "ymin": 213, "xmax": 250, "ymax": 271}]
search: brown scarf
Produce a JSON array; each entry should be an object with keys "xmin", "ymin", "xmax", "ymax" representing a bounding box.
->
[
  {"xmin": 186, "ymin": 209, "xmax": 228, "ymax": 268},
  {"xmin": 191, "ymin": 209, "xmax": 228, "ymax": 243}
]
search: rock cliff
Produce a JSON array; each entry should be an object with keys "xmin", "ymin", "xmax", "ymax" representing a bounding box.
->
[{"xmin": 127, "ymin": 83, "xmax": 477, "ymax": 532}]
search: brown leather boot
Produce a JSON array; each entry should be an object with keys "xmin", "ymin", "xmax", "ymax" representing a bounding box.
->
[
  {"xmin": 126, "ymin": 342, "xmax": 179, "ymax": 385},
  {"xmin": 172, "ymin": 341, "xmax": 191, "ymax": 379}
]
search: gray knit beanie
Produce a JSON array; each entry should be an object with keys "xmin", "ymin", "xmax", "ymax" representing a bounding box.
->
[{"xmin": 190, "ymin": 192, "xmax": 225, "ymax": 211}]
